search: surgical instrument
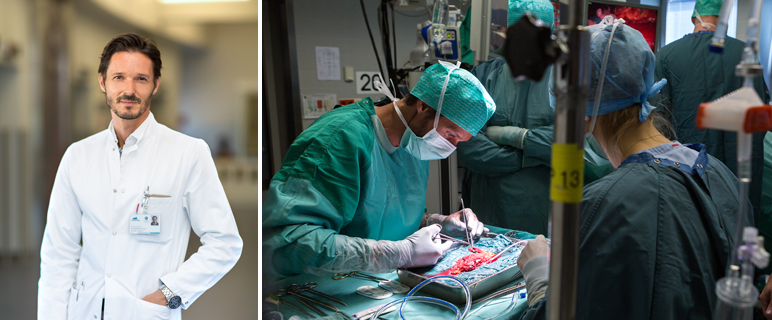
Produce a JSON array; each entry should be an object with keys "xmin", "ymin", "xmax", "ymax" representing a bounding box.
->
[
  {"xmin": 332, "ymin": 271, "xmax": 389, "ymax": 282},
  {"xmin": 489, "ymin": 240, "xmax": 525, "ymax": 262},
  {"xmin": 287, "ymin": 282, "xmax": 347, "ymax": 307},
  {"xmin": 460, "ymin": 197, "xmax": 474, "ymax": 249},
  {"xmin": 472, "ymin": 282, "xmax": 526, "ymax": 305},
  {"xmin": 266, "ymin": 293, "xmax": 315, "ymax": 318},
  {"xmin": 277, "ymin": 286, "xmax": 339, "ymax": 313},
  {"xmin": 275, "ymin": 289, "xmax": 327, "ymax": 317},
  {"xmin": 434, "ymin": 233, "xmax": 471, "ymax": 246}
]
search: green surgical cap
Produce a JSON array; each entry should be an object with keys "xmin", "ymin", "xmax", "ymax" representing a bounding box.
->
[
  {"xmin": 411, "ymin": 63, "xmax": 496, "ymax": 136},
  {"xmin": 507, "ymin": 0, "xmax": 555, "ymax": 31},
  {"xmin": 693, "ymin": 0, "xmax": 722, "ymax": 17}
]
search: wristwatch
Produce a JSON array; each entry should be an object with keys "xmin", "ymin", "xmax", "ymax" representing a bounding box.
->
[{"xmin": 159, "ymin": 284, "xmax": 182, "ymax": 309}]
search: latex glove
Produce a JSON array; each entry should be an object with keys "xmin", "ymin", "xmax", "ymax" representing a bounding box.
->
[
  {"xmin": 486, "ymin": 126, "xmax": 529, "ymax": 149},
  {"xmin": 517, "ymin": 235, "xmax": 550, "ymax": 271},
  {"xmin": 762, "ymin": 275, "xmax": 772, "ymax": 319},
  {"xmin": 425, "ymin": 210, "xmax": 488, "ymax": 238},
  {"xmin": 399, "ymin": 224, "xmax": 454, "ymax": 269},
  {"xmin": 517, "ymin": 235, "xmax": 551, "ymax": 306}
]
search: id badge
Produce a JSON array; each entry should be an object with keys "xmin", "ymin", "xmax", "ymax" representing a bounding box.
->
[{"xmin": 129, "ymin": 213, "xmax": 161, "ymax": 235}]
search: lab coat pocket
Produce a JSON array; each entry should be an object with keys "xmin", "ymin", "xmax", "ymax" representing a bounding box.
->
[
  {"xmin": 136, "ymin": 298, "xmax": 172, "ymax": 319},
  {"xmin": 134, "ymin": 197, "xmax": 176, "ymax": 244}
]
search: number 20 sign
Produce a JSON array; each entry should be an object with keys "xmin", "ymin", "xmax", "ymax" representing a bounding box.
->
[{"xmin": 356, "ymin": 71, "xmax": 384, "ymax": 95}]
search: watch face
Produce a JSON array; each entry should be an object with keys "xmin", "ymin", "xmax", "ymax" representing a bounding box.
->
[{"xmin": 168, "ymin": 296, "xmax": 182, "ymax": 309}]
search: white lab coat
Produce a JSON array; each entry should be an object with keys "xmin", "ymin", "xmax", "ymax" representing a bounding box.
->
[{"xmin": 38, "ymin": 113, "xmax": 243, "ymax": 320}]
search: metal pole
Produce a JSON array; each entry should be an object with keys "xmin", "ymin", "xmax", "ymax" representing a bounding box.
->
[{"xmin": 547, "ymin": 0, "xmax": 590, "ymax": 318}]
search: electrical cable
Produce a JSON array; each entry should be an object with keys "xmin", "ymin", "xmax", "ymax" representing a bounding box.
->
[
  {"xmin": 393, "ymin": 9, "xmax": 431, "ymax": 18},
  {"xmin": 391, "ymin": 2, "xmax": 401, "ymax": 98},
  {"xmin": 360, "ymin": 0, "xmax": 386, "ymax": 85}
]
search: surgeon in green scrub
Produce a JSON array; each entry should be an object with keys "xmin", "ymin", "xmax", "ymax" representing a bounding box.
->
[
  {"xmin": 457, "ymin": 0, "xmax": 612, "ymax": 235},
  {"xmin": 263, "ymin": 61, "xmax": 496, "ymax": 277},
  {"xmin": 654, "ymin": 0, "xmax": 769, "ymax": 226},
  {"xmin": 516, "ymin": 20, "xmax": 749, "ymax": 320}
]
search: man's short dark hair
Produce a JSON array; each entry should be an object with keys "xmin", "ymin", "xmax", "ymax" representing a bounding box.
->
[{"xmin": 98, "ymin": 33, "xmax": 162, "ymax": 80}]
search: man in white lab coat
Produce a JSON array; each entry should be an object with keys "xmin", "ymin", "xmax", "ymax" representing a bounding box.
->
[{"xmin": 38, "ymin": 33, "xmax": 243, "ymax": 320}]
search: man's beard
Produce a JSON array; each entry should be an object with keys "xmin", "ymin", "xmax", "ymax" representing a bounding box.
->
[{"xmin": 107, "ymin": 93, "xmax": 151, "ymax": 120}]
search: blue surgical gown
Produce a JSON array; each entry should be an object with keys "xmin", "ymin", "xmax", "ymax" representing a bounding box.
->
[
  {"xmin": 262, "ymin": 98, "xmax": 429, "ymax": 277},
  {"xmin": 519, "ymin": 144, "xmax": 750, "ymax": 320},
  {"xmin": 654, "ymin": 31, "xmax": 770, "ymax": 227}
]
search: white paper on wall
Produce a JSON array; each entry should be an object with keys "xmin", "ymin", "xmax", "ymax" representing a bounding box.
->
[{"xmin": 315, "ymin": 47, "xmax": 341, "ymax": 81}]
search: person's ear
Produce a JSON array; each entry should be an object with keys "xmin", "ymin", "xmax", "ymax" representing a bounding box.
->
[{"xmin": 99, "ymin": 73, "xmax": 106, "ymax": 93}]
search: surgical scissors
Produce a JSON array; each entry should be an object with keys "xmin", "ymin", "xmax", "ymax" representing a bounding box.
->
[
  {"xmin": 331, "ymin": 271, "xmax": 388, "ymax": 282},
  {"xmin": 277, "ymin": 285, "xmax": 339, "ymax": 314},
  {"xmin": 287, "ymin": 282, "xmax": 347, "ymax": 307},
  {"xmin": 267, "ymin": 292, "xmax": 316, "ymax": 318}
]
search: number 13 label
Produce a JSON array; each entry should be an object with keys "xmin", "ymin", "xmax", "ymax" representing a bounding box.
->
[{"xmin": 550, "ymin": 143, "xmax": 584, "ymax": 203}]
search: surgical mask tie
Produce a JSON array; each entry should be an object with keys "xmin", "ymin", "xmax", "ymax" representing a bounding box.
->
[
  {"xmin": 694, "ymin": 12, "xmax": 717, "ymax": 30},
  {"xmin": 384, "ymin": 61, "xmax": 460, "ymax": 160}
]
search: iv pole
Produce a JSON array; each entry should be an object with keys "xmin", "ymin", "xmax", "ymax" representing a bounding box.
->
[{"xmin": 502, "ymin": 0, "xmax": 591, "ymax": 317}]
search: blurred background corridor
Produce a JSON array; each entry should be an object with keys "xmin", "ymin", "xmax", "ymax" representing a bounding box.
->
[{"xmin": 0, "ymin": 0, "xmax": 259, "ymax": 318}]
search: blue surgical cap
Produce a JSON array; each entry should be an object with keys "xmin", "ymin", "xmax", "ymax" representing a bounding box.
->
[
  {"xmin": 508, "ymin": 0, "xmax": 555, "ymax": 31},
  {"xmin": 586, "ymin": 23, "xmax": 666, "ymax": 122},
  {"xmin": 411, "ymin": 62, "xmax": 497, "ymax": 136}
]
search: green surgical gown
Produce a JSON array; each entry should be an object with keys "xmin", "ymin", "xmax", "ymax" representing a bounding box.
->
[
  {"xmin": 519, "ymin": 145, "xmax": 749, "ymax": 320},
  {"xmin": 654, "ymin": 31, "xmax": 770, "ymax": 227},
  {"xmin": 262, "ymin": 98, "xmax": 429, "ymax": 277},
  {"xmin": 457, "ymin": 58, "xmax": 555, "ymax": 235}
]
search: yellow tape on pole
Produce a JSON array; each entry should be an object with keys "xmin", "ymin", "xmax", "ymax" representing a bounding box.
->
[{"xmin": 550, "ymin": 143, "xmax": 584, "ymax": 203}]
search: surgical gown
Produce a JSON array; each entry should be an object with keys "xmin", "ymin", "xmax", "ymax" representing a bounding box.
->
[
  {"xmin": 262, "ymin": 98, "xmax": 430, "ymax": 277},
  {"xmin": 654, "ymin": 31, "xmax": 770, "ymax": 226},
  {"xmin": 518, "ymin": 144, "xmax": 749, "ymax": 320},
  {"xmin": 457, "ymin": 58, "xmax": 555, "ymax": 235}
]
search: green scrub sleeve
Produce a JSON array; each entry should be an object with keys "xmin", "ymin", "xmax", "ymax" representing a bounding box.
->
[
  {"xmin": 521, "ymin": 125, "xmax": 555, "ymax": 168},
  {"xmin": 263, "ymin": 178, "xmax": 408, "ymax": 277},
  {"xmin": 457, "ymin": 127, "xmax": 525, "ymax": 177}
]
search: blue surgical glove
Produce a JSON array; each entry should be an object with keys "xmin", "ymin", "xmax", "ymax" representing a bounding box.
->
[{"xmin": 486, "ymin": 126, "xmax": 529, "ymax": 149}]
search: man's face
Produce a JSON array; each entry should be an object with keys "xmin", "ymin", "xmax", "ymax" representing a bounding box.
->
[
  {"xmin": 152, "ymin": 217, "xmax": 158, "ymax": 222},
  {"xmin": 99, "ymin": 51, "xmax": 160, "ymax": 120},
  {"xmin": 410, "ymin": 104, "xmax": 473, "ymax": 146}
]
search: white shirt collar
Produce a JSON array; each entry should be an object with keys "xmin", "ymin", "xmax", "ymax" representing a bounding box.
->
[{"xmin": 107, "ymin": 112, "xmax": 157, "ymax": 148}]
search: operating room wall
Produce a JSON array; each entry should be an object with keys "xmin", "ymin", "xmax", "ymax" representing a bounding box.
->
[{"xmin": 292, "ymin": 0, "xmax": 433, "ymax": 130}]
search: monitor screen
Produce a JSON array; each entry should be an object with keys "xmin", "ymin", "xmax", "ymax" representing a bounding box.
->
[{"xmin": 587, "ymin": 2, "xmax": 658, "ymax": 52}]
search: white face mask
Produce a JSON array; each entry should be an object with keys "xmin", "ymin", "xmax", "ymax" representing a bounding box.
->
[
  {"xmin": 374, "ymin": 62, "xmax": 460, "ymax": 160},
  {"xmin": 393, "ymin": 102, "xmax": 456, "ymax": 160}
]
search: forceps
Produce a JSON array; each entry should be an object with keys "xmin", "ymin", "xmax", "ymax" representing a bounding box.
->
[
  {"xmin": 287, "ymin": 282, "xmax": 347, "ymax": 307},
  {"xmin": 277, "ymin": 286, "xmax": 338, "ymax": 315},
  {"xmin": 460, "ymin": 197, "xmax": 474, "ymax": 249},
  {"xmin": 331, "ymin": 271, "xmax": 388, "ymax": 282}
]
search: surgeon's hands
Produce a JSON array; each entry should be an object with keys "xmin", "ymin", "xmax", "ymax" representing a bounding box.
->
[
  {"xmin": 400, "ymin": 224, "xmax": 454, "ymax": 269},
  {"xmin": 761, "ymin": 275, "xmax": 772, "ymax": 319},
  {"xmin": 517, "ymin": 235, "xmax": 550, "ymax": 271},
  {"xmin": 426, "ymin": 210, "xmax": 488, "ymax": 238}
]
